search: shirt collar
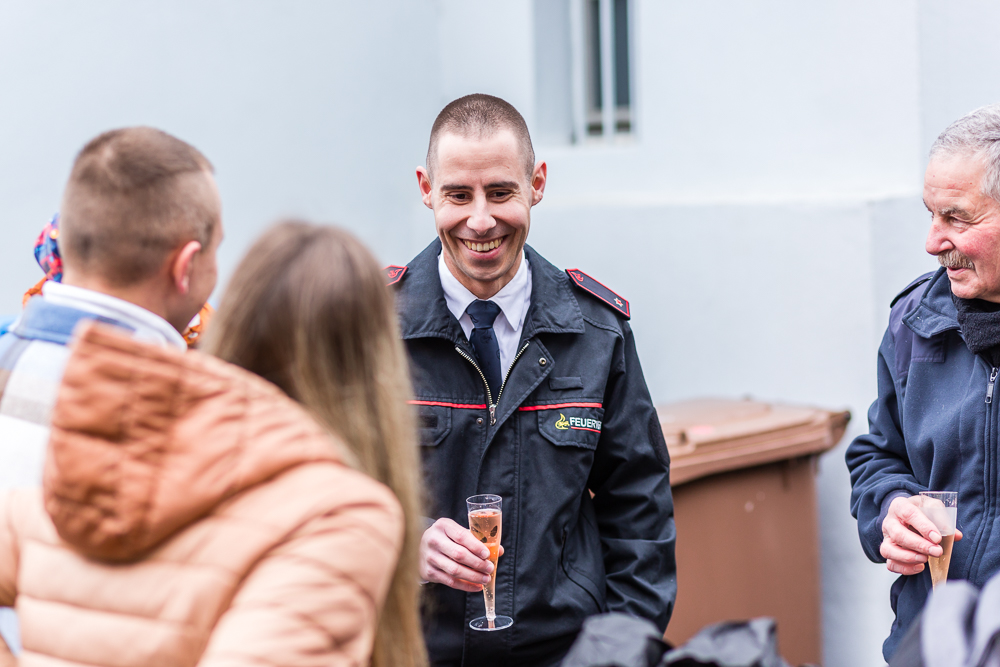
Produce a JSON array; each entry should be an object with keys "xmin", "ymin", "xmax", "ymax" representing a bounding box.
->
[
  {"xmin": 41, "ymin": 282, "xmax": 188, "ymax": 350},
  {"xmin": 438, "ymin": 251, "xmax": 531, "ymax": 331}
]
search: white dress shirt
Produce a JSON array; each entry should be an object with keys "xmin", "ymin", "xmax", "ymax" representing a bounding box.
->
[
  {"xmin": 438, "ymin": 250, "xmax": 532, "ymax": 380},
  {"xmin": 42, "ymin": 281, "xmax": 188, "ymax": 350}
]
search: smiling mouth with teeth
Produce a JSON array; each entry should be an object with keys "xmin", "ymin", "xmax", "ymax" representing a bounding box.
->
[{"xmin": 463, "ymin": 237, "xmax": 504, "ymax": 253}]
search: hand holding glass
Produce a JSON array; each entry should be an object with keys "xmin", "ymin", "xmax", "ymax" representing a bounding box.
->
[
  {"xmin": 467, "ymin": 494, "xmax": 512, "ymax": 631},
  {"xmin": 919, "ymin": 491, "xmax": 958, "ymax": 589}
]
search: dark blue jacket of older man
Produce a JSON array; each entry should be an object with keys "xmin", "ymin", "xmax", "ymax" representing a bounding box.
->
[{"xmin": 847, "ymin": 267, "xmax": 1000, "ymax": 661}]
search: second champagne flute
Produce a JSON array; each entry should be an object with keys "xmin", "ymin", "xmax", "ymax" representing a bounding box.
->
[{"xmin": 919, "ymin": 491, "xmax": 958, "ymax": 589}]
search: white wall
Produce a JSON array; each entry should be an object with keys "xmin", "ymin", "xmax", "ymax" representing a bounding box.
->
[
  {"xmin": 917, "ymin": 0, "xmax": 1000, "ymax": 154},
  {"xmin": 0, "ymin": 0, "xmax": 441, "ymax": 314},
  {"xmin": 538, "ymin": 0, "xmax": 923, "ymax": 205},
  {"xmin": 434, "ymin": 0, "xmax": 535, "ymax": 118}
]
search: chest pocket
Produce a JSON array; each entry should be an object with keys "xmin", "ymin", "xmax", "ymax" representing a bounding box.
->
[
  {"xmin": 537, "ymin": 406, "xmax": 605, "ymax": 450},
  {"xmin": 417, "ymin": 405, "xmax": 452, "ymax": 447}
]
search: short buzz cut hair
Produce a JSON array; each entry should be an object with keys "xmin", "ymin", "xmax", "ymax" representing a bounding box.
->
[
  {"xmin": 60, "ymin": 127, "xmax": 218, "ymax": 286},
  {"xmin": 426, "ymin": 93, "xmax": 536, "ymax": 180},
  {"xmin": 930, "ymin": 103, "xmax": 1000, "ymax": 203}
]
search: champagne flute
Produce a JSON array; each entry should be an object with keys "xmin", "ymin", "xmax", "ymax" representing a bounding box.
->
[
  {"xmin": 467, "ymin": 494, "xmax": 512, "ymax": 631},
  {"xmin": 919, "ymin": 491, "xmax": 958, "ymax": 589}
]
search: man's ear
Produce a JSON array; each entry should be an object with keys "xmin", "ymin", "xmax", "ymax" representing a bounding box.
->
[
  {"xmin": 530, "ymin": 161, "xmax": 547, "ymax": 206},
  {"xmin": 170, "ymin": 240, "xmax": 203, "ymax": 295},
  {"xmin": 417, "ymin": 167, "xmax": 434, "ymax": 209}
]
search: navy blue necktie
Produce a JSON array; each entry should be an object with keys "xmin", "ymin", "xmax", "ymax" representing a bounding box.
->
[{"xmin": 466, "ymin": 300, "xmax": 503, "ymax": 401}]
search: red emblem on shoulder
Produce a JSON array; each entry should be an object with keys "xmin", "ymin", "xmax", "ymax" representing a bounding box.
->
[
  {"xmin": 565, "ymin": 268, "xmax": 630, "ymax": 319},
  {"xmin": 384, "ymin": 265, "xmax": 408, "ymax": 286}
]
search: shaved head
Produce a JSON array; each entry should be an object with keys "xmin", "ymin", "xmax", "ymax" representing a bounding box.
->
[{"xmin": 426, "ymin": 94, "xmax": 535, "ymax": 181}]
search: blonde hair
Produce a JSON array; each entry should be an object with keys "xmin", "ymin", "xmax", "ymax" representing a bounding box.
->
[{"xmin": 204, "ymin": 220, "xmax": 427, "ymax": 667}]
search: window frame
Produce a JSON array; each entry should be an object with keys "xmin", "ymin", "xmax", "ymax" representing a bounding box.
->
[{"xmin": 569, "ymin": 0, "xmax": 634, "ymax": 143}]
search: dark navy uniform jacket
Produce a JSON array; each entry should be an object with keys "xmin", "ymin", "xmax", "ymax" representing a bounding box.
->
[
  {"xmin": 392, "ymin": 240, "xmax": 676, "ymax": 667},
  {"xmin": 847, "ymin": 267, "xmax": 1000, "ymax": 661}
]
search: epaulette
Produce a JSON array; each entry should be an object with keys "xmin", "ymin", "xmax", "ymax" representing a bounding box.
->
[
  {"xmin": 566, "ymin": 269, "xmax": 630, "ymax": 319},
  {"xmin": 890, "ymin": 272, "xmax": 934, "ymax": 308},
  {"xmin": 384, "ymin": 265, "xmax": 408, "ymax": 286}
]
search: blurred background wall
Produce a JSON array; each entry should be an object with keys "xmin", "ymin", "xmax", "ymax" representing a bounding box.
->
[{"xmin": 2, "ymin": 1, "xmax": 1000, "ymax": 664}]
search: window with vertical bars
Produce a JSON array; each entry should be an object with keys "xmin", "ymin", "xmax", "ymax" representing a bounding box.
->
[
  {"xmin": 533, "ymin": 0, "xmax": 633, "ymax": 145},
  {"xmin": 585, "ymin": 0, "xmax": 631, "ymax": 137}
]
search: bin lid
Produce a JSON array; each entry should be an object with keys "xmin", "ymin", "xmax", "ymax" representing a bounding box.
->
[{"xmin": 658, "ymin": 398, "xmax": 850, "ymax": 486}]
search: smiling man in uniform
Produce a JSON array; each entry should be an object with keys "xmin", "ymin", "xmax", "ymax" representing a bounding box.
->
[
  {"xmin": 847, "ymin": 103, "xmax": 1000, "ymax": 662},
  {"xmin": 386, "ymin": 94, "xmax": 676, "ymax": 667}
]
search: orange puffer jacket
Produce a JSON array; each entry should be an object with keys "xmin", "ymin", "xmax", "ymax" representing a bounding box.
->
[{"xmin": 0, "ymin": 324, "xmax": 403, "ymax": 666}]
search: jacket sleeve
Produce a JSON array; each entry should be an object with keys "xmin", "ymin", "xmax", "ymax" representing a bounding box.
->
[
  {"xmin": 197, "ymin": 482, "xmax": 404, "ymax": 667},
  {"xmin": 846, "ymin": 325, "xmax": 925, "ymax": 563},
  {"xmin": 588, "ymin": 322, "xmax": 676, "ymax": 632}
]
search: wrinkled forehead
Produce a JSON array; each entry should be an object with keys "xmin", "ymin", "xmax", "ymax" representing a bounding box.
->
[
  {"xmin": 927, "ymin": 148, "xmax": 985, "ymax": 172},
  {"xmin": 924, "ymin": 153, "xmax": 987, "ymax": 196}
]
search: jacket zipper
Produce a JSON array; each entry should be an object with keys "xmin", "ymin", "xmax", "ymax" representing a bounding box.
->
[
  {"xmin": 455, "ymin": 346, "xmax": 493, "ymax": 406},
  {"xmin": 493, "ymin": 343, "xmax": 531, "ymax": 424},
  {"xmin": 971, "ymin": 364, "xmax": 1000, "ymax": 582},
  {"xmin": 455, "ymin": 342, "xmax": 530, "ymax": 425}
]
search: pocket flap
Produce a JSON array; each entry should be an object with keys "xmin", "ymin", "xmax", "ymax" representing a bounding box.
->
[
  {"xmin": 549, "ymin": 376, "xmax": 584, "ymax": 390},
  {"xmin": 417, "ymin": 405, "xmax": 452, "ymax": 447}
]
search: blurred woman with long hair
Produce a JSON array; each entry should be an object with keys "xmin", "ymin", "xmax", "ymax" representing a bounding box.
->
[{"xmin": 205, "ymin": 221, "xmax": 427, "ymax": 667}]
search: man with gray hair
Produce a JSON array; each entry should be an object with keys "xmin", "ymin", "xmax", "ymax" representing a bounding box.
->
[{"xmin": 847, "ymin": 103, "xmax": 1000, "ymax": 661}]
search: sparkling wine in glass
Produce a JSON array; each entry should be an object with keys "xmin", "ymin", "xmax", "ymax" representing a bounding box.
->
[
  {"xmin": 920, "ymin": 491, "xmax": 958, "ymax": 589},
  {"xmin": 467, "ymin": 494, "xmax": 512, "ymax": 631}
]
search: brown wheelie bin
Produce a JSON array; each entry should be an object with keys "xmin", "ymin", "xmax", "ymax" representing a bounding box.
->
[{"xmin": 659, "ymin": 398, "xmax": 850, "ymax": 667}]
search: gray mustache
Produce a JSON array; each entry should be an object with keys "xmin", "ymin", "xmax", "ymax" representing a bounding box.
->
[{"xmin": 938, "ymin": 250, "xmax": 975, "ymax": 269}]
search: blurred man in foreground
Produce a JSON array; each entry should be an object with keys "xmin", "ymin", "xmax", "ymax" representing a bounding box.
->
[
  {"xmin": 847, "ymin": 103, "xmax": 1000, "ymax": 661},
  {"xmin": 0, "ymin": 126, "xmax": 223, "ymax": 650},
  {"xmin": 387, "ymin": 94, "xmax": 676, "ymax": 666}
]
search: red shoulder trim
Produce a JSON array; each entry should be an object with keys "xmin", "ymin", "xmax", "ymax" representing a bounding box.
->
[
  {"xmin": 384, "ymin": 265, "xmax": 408, "ymax": 286},
  {"xmin": 565, "ymin": 269, "xmax": 630, "ymax": 319}
]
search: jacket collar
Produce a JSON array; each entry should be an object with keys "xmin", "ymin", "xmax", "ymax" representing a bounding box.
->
[
  {"xmin": 43, "ymin": 282, "xmax": 186, "ymax": 349},
  {"xmin": 397, "ymin": 239, "xmax": 463, "ymax": 343},
  {"xmin": 397, "ymin": 239, "xmax": 585, "ymax": 343},
  {"xmin": 904, "ymin": 267, "xmax": 960, "ymax": 338},
  {"xmin": 521, "ymin": 245, "xmax": 585, "ymax": 337},
  {"xmin": 10, "ymin": 297, "xmax": 134, "ymax": 345}
]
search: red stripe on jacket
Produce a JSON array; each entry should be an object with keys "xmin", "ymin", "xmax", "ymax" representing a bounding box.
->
[
  {"xmin": 409, "ymin": 400, "xmax": 488, "ymax": 409},
  {"xmin": 518, "ymin": 402, "xmax": 603, "ymax": 411}
]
